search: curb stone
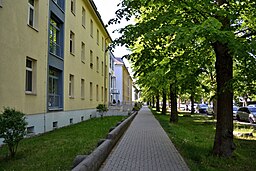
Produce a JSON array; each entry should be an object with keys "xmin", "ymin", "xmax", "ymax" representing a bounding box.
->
[{"xmin": 72, "ymin": 111, "xmax": 138, "ymax": 171}]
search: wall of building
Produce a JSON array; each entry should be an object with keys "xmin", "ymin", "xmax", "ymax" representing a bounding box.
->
[{"xmin": 0, "ymin": 0, "xmax": 49, "ymax": 115}]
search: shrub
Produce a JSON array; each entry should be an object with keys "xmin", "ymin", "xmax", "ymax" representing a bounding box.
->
[
  {"xmin": 96, "ymin": 104, "xmax": 108, "ymax": 117},
  {"xmin": 0, "ymin": 107, "xmax": 27, "ymax": 158}
]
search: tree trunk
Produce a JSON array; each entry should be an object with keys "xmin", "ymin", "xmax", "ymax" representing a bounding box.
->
[
  {"xmin": 152, "ymin": 96, "xmax": 155, "ymax": 108},
  {"xmin": 190, "ymin": 91, "xmax": 195, "ymax": 114},
  {"xmin": 170, "ymin": 83, "xmax": 178, "ymax": 123},
  {"xmin": 162, "ymin": 89, "xmax": 167, "ymax": 115},
  {"xmin": 212, "ymin": 41, "xmax": 235, "ymax": 157},
  {"xmin": 156, "ymin": 92, "xmax": 160, "ymax": 112}
]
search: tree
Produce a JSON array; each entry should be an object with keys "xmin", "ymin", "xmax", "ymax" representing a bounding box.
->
[
  {"xmin": 0, "ymin": 107, "xmax": 27, "ymax": 158},
  {"xmin": 110, "ymin": 0, "xmax": 256, "ymax": 157}
]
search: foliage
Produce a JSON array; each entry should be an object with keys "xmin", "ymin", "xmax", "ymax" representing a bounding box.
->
[
  {"xmin": 0, "ymin": 107, "xmax": 27, "ymax": 158},
  {"xmin": 96, "ymin": 104, "xmax": 108, "ymax": 113},
  {"xmin": 132, "ymin": 102, "xmax": 143, "ymax": 111},
  {"xmin": 0, "ymin": 116, "xmax": 126, "ymax": 170},
  {"xmin": 110, "ymin": 0, "xmax": 256, "ymax": 156},
  {"xmin": 152, "ymin": 108, "xmax": 256, "ymax": 171}
]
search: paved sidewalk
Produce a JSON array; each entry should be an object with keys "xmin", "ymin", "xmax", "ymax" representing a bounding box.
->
[{"xmin": 100, "ymin": 106, "xmax": 190, "ymax": 171}]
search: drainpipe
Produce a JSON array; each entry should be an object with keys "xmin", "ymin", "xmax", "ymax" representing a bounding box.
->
[{"xmin": 104, "ymin": 37, "xmax": 110, "ymax": 106}]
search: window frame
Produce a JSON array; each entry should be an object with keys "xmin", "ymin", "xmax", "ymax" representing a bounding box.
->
[
  {"xmin": 90, "ymin": 19, "xmax": 93, "ymax": 37},
  {"xmin": 28, "ymin": 0, "xmax": 35, "ymax": 27},
  {"xmin": 25, "ymin": 57, "xmax": 36, "ymax": 94},
  {"xmin": 71, "ymin": 0, "xmax": 76, "ymax": 15},
  {"xmin": 70, "ymin": 31, "xmax": 75, "ymax": 55},
  {"xmin": 90, "ymin": 82, "xmax": 93, "ymax": 101},
  {"xmin": 81, "ymin": 79, "xmax": 85, "ymax": 99},
  {"xmin": 69, "ymin": 74, "xmax": 74, "ymax": 98},
  {"xmin": 81, "ymin": 42, "xmax": 85, "ymax": 62},
  {"xmin": 82, "ymin": 7, "xmax": 86, "ymax": 28},
  {"xmin": 97, "ymin": 29, "xmax": 99, "ymax": 45},
  {"xmin": 90, "ymin": 50, "xmax": 93, "ymax": 69}
]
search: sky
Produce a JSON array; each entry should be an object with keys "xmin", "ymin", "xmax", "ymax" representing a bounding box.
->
[{"xmin": 93, "ymin": 0, "xmax": 132, "ymax": 57}]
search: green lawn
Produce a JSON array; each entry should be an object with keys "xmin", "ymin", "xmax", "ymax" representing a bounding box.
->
[
  {"xmin": 152, "ymin": 109, "xmax": 256, "ymax": 171},
  {"xmin": 0, "ymin": 116, "xmax": 126, "ymax": 171}
]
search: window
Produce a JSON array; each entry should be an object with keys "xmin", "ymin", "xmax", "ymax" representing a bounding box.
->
[
  {"xmin": 28, "ymin": 0, "xmax": 35, "ymax": 27},
  {"xmin": 53, "ymin": 121, "xmax": 58, "ymax": 129},
  {"xmin": 96, "ymin": 57, "xmax": 99, "ymax": 72},
  {"xmin": 90, "ymin": 50, "xmax": 93, "ymax": 69},
  {"xmin": 48, "ymin": 67, "xmax": 62, "ymax": 109},
  {"xmin": 81, "ymin": 42, "xmax": 85, "ymax": 62},
  {"xmin": 26, "ymin": 58, "xmax": 36, "ymax": 93},
  {"xmin": 49, "ymin": 17, "xmax": 62, "ymax": 57},
  {"xmin": 69, "ymin": 74, "xmax": 74, "ymax": 98},
  {"xmin": 102, "ymin": 37, "xmax": 104, "ymax": 51},
  {"xmin": 71, "ymin": 0, "xmax": 76, "ymax": 15},
  {"xmin": 81, "ymin": 79, "xmax": 85, "ymax": 99},
  {"xmin": 70, "ymin": 118, "xmax": 73, "ymax": 124},
  {"xmin": 0, "ymin": 0, "xmax": 2, "ymax": 8},
  {"xmin": 27, "ymin": 126, "xmax": 35, "ymax": 134},
  {"xmin": 90, "ymin": 19, "xmax": 93, "ymax": 37},
  {"xmin": 96, "ymin": 85, "xmax": 99, "ymax": 101},
  {"xmin": 101, "ymin": 86, "xmax": 103, "ymax": 102},
  {"xmin": 81, "ymin": 116, "xmax": 84, "ymax": 121},
  {"xmin": 101, "ymin": 61, "xmax": 104, "ymax": 76},
  {"xmin": 90, "ymin": 82, "xmax": 93, "ymax": 100},
  {"xmin": 97, "ymin": 29, "xmax": 99, "ymax": 45},
  {"xmin": 70, "ymin": 31, "xmax": 75, "ymax": 54},
  {"xmin": 82, "ymin": 7, "xmax": 86, "ymax": 27},
  {"xmin": 52, "ymin": 0, "xmax": 64, "ymax": 10}
]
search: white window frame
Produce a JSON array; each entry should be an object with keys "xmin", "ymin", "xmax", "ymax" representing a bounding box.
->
[
  {"xmin": 70, "ymin": 31, "xmax": 75, "ymax": 54},
  {"xmin": 81, "ymin": 79, "xmax": 85, "ymax": 99},
  {"xmin": 96, "ymin": 85, "xmax": 99, "ymax": 101},
  {"xmin": 90, "ymin": 50, "xmax": 93, "ymax": 69},
  {"xmin": 97, "ymin": 29, "xmax": 99, "ymax": 45},
  {"xmin": 96, "ymin": 56, "xmax": 99, "ymax": 72},
  {"xmin": 25, "ymin": 57, "xmax": 36, "ymax": 94},
  {"xmin": 81, "ymin": 42, "xmax": 85, "ymax": 62},
  {"xmin": 90, "ymin": 82, "xmax": 93, "ymax": 101},
  {"xmin": 71, "ymin": 0, "xmax": 76, "ymax": 15},
  {"xmin": 69, "ymin": 74, "xmax": 74, "ymax": 98},
  {"xmin": 82, "ymin": 7, "xmax": 86, "ymax": 27},
  {"xmin": 28, "ymin": 0, "xmax": 35, "ymax": 27},
  {"xmin": 90, "ymin": 19, "xmax": 93, "ymax": 37}
]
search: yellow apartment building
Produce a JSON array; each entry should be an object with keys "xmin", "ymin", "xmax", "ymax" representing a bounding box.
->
[{"xmin": 0, "ymin": 0, "xmax": 111, "ymax": 137}]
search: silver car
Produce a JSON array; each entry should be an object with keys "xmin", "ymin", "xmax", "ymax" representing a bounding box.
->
[{"xmin": 236, "ymin": 107, "xmax": 256, "ymax": 123}]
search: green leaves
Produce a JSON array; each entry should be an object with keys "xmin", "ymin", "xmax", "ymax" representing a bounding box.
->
[{"xmin": 0, "ymin": 107, "xmax": 27, "ymax": 157}]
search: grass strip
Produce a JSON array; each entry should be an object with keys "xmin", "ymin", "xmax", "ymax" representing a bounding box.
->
[
  {"xmin": 0, "ymin": 116, "xmax": 126, "ymax": 171},
  {"xmin": 152, "ymin": 108, "xmax": 256, "ymax": 171}
]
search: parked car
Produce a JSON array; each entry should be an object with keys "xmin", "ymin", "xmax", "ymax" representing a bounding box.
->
[
  {"xmin": 233, "ymin": 106, "xmax": 239, "ymax": 119},
  {"xmin": 196, "ymin": 104, "xmax": 208, "ymax": 113},
  {"xmin": 236, "ymin": 106, "xmax": 256, "ymax": 123},
  {"xmin": 206, "ymin": 106, "xmax": 214, "ymax": 115}
]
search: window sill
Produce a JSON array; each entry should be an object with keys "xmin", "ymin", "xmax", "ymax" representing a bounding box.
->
[
  {"xmin": 70, "ymin": 52, "xmax": 75, "ymax": 56},
  {"xmin": 71, "ymin": 11, "xmax": 76, "ymax": 16},
  {"xmin": 82, "ymin": 25, "xmax": 86, "ymax": 29},
  {"xmin": 81, "ymin": 97, "xmax": 85, "ymax": 100},
  {"xmin": 81, "ymin": 60, "xmax": 85, "ymax": 64},
  {"xmin": 25, "ymin": 92, "xmax": 37, "ymax": 96},
  {"xmin": 69, "ymin": 96, "xmax": 75, "ymax": 99},
  {"xmin": 27, "ymin": 24, "xmax": 39, "ymax": 32}
]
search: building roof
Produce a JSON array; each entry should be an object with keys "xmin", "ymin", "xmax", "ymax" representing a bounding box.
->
[{"xmin": 89, "ymin": 0, "xmax": 113, "ymax": 42}]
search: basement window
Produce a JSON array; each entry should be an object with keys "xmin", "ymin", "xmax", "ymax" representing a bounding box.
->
[
  {"xmin": 81, "ymin": 116, "xmax": 84, "ymax": 121},
  {"xmin": 53, "ymin": 121, "xmax": 58, "ymax": 129},
  {"xmin": 70, "ymin": 118, "xmax": 73, "ymax": 124}
]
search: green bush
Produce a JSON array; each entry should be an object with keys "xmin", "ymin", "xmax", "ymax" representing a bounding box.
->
[
  {"xmin": 0, "ymin": 107, "xmax": 27, "ymax": 158},
  {"xmin": 133, "ymin": 102, "xmax": 142, "ymax": 111},
  {"xmin": 96, "ymin": 104, "xmax": 108, "ymax": 113}
]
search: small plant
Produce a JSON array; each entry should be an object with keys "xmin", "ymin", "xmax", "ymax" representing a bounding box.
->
[
  {"xmin": 96, "ymin": 104, "xmax": 108, "ymax": 117},
  {"xmin": 0, "ymin": 107, "xmax": 27, "ymax": 158}
]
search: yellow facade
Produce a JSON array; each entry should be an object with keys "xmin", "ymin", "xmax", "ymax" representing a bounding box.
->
[
  {"xmin": 64, "ymin": 0, "xmax": 110, "ymax": 111},
  {"xmin": 0, "ymin": 0, "xmax": 110, "ymax": 115},
  {"xmin": 122, "ymin": 66, "xmax": 133, "ymax": 105},
  {"xmin": 0, "ymin": 0, "xmax": 49, "ymax": 114}
]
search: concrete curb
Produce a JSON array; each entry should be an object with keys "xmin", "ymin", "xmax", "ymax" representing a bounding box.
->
[{"xmin": 72, "ymin": 111, "xmax": 138, "ymax": 171}]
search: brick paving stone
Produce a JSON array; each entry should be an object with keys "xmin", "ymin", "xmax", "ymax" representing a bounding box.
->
[{"xmin": 100, "ymin": 106, "xmax": 190, "ymax": 171}]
